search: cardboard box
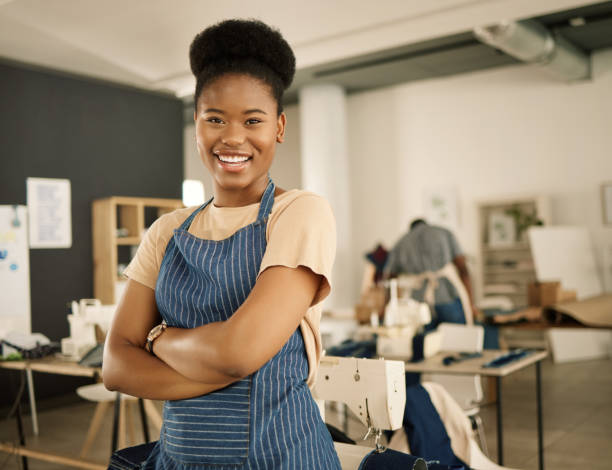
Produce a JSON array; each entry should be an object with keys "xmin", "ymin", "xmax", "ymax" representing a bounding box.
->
[
  {"xmin": 527, "ymin": 281, "xmax": 576, "ymax": 306},
  {"xmin": 355, "ymin": 285, "xmax": 386, "ymax": 324},
  {"xmin": 528, "ymin": 281, "xmax": 560, "ymax": 306}
]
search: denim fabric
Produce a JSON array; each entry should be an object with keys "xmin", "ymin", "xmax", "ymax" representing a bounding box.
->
[
  {"xmin": 108, "ymin": 442, "xmax": 156, "ymax": 470},
  {"xmin": 109, "ymin": 180, "xmax": 340, "ymax": 469},
  {"xmin": 358, "ymin": 448, "xmax": 427, "ymax": 470},
  {"xmin": 401, "ymin": 385, "xmax": 468, "ymax": 468}
]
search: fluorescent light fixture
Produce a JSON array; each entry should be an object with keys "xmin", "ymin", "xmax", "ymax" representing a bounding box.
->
[
  {"xmin": 182, "ymin": 180, "xmax": 205, "ymax": 207},
  {"xmin": 474, "ymin": 20, "xmax": 590, "ymax": 81}
]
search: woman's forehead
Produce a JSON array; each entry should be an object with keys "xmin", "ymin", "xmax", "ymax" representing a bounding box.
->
[{"xmin": 198, "ymin": 74, "xmax": 275, "ymax": 110}]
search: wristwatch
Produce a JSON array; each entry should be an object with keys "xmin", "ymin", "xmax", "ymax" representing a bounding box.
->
[{"xmin": 145, "ymin": 320, "xmax": 167, "ymax": 356}]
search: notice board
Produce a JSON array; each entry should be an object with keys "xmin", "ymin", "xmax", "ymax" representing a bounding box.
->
[{"xmin": 0, "ymin": 205, "xmax": 31, "ymax": 334}]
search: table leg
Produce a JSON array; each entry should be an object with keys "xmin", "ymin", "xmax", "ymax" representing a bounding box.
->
[
  {"xmin": 138, "ymin": 398, "xmax": 150, "ymax": 443},
  {"xmin": 496, "ymin": 376, "xmax": 503, "ymax": 465},
  {"xmin": 111, "ymin": 392, "xmax": 121, "ymax": 454},
  {"xmin": 26, "ymin": 368, "xmax": 39, "ymax": 436},
  {"xmin": 16, "ymin": 398, "xmax": 29, "ymax": 470},
  {"xmin": 536, "ymin": 361, "xmax": 544, "ymax": 470}
]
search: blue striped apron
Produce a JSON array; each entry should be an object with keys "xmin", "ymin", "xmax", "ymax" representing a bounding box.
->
[{"xmin": 140, "ymin": 180, "xmax": 340, "ymax": 469}]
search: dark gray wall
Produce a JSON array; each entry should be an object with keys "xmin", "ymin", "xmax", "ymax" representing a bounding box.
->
[{"xmin": 0, "ymin": 60, "xmax": 183, "ymax": 406}]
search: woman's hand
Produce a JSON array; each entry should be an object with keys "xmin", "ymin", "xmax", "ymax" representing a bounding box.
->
[
  {"xmin": 102, "ymin": 279, "xmax": 236, "ymax": 400},
  {"xmin": 153, "ymin": 264, "xmax": 321, "ymax": 382}
]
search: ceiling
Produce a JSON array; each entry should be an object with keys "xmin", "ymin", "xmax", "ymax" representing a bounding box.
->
[{"xmin": 1, "ymin": 0, "xmax": 611, "ymax": 105}]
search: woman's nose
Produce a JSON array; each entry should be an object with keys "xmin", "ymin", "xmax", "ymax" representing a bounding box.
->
[{"xmin": 221, "ymin": 123, "xmax": 245, "ymax": 146}]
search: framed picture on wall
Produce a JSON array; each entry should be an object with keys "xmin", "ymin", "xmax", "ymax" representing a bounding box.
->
[
  {"xmin": 488, "ymin": 211, "xmax": 516, "ymax": 247},
  {"xmin": 602, "ymin": 182, "xmax": 612, "ymax": 226},
  {"xmin": 423, "ymin": 187, "xmax": 459, "ymax": 232}
]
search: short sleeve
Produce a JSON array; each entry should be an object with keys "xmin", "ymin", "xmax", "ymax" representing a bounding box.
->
[
  {"xmin": 259, "ymin": 194, "xmax": 336, "ymax": 306},
  {"xmin": 123, "ymin": 217, "xmax": 165, "ymax": 290},
  {"xmin": 446, "ymin": 229, "xmax": 463, "ymax": 259}
]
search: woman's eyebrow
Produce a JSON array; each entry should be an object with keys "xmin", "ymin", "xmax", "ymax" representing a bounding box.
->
[
  {"xmin": 204, "ymin": 108, "xmax": 224, "ymax": 114},
  {"xmin": 244, "ymin": 108, "xmax": 267, "ymax": 115}
]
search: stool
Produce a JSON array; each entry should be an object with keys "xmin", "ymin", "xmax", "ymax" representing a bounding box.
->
[{"xmin": 76, "ymin": 383, "xmax": 162, "ymax": 458}]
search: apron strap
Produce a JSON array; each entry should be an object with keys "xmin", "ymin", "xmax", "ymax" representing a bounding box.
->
[
  {"xmin": 256, "ymin": 178, "xmax": 276, "ymax": 221},
  {"xmin": 399, "ymin": 263, "xmax": 474, "ymax": 325},
  {"xmin": 179, "ymin": 178, "xmax": 275, "ymax": 231},
  {"xmin": 179, "ymin": 197, "xmax": 214, "ymax": 231}
]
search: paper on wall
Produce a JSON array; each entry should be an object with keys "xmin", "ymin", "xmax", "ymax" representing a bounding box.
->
[
  {"xmin": 27, "ymin": 177, "xmax": 72, "ymax": 249},
  {"xmin": 422, "ymin": 186, "xmax": 459, "ymax": 232}
]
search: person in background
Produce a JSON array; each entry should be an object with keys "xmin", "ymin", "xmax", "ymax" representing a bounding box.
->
[{"xmin": 384, "ymin": 218, "xmax": 482, "ymax": 327}]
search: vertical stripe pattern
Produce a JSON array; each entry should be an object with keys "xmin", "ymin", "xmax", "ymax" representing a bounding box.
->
[{"xmin": 140, "ymin": 180, "xmax": 340, "ymax": 469}]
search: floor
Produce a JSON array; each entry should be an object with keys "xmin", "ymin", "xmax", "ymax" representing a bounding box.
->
[{"xmin": 0, "ymin": 357, "xmax": 610, "ymax": 470}]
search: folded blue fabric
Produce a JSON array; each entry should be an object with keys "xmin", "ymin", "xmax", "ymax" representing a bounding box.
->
[
  {"xmin": 481, "ymin": 349, "xmax": 532, "ymax": 368},
  {"xmin": 402, "ymin": 385, "xmax": 469, "ymax": 469},
  {"xmin": 358, "ymin": 449, "xmax": 468, "ymax": 470},
  {"xmin": 358, "ymin": 448, "xmax": 427, "ymax": 470}
]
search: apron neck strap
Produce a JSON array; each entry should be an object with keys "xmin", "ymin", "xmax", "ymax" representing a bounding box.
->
[
  {"xmin": 180, "ymin": 178, "xmax": 275, "ymax": 231},
  {"xmin": 256, "ymin": 178, "xmax": 275, "ymax": 221},
  {"xmin": 180, "ymin": 197, "xmax": 214, "ymax": 230}
]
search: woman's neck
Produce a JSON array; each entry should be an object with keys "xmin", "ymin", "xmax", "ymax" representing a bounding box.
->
[{"xmin": 212, "ymin": 179, "xmax": 269, "ymax": 208}]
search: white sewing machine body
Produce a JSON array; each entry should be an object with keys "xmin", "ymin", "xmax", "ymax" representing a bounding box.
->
[
  {"xmin": 314, "ymin": 356, "xmax": 406, "ymax": 431},
  {"xmin": 369, "ymin": 278, "xmax": 442, "ymax": 360},
  {"xmin": 313, "ymin": 356, "xmax": 407, "ymax": 469}
]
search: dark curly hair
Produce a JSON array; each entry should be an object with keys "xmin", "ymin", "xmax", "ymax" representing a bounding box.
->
[{"xmin": 189, "ymin": 19, "xmax": 296, "ymax": 114}]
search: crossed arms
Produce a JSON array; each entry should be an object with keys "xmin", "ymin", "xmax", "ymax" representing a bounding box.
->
[{"xmin": 102, "ymin": 265, "xmax": 321, "ymax": 401}]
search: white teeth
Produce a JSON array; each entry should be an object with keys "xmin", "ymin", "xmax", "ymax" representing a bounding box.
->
[{"xmin": 217, "ymin": 155, "xmax": 250, "ymax": 163}]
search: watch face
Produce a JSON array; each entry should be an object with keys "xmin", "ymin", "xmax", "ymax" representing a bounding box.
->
[{"xmin": 148, "ymin": 324, "xmax": 164, "ymax": 341}]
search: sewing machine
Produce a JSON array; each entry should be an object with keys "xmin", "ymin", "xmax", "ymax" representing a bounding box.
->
[
  {"xmin": 313, "ymin": 356, "xmax": 406, "ymax": 469},
  {"xmin": 370, "ymin": 278, "xmax": 442, "ymax": 360}
]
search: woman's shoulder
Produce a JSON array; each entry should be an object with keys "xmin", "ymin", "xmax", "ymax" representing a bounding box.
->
[
  {"xmin": 272, "ymin": 189, "xmax": 333, "ymax": 217},
  {"xmin": 267, "ymin": 189, "xmax": 334, "ymax": 235}
]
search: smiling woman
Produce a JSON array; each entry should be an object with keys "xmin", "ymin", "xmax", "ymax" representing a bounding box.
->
[
  {"xmin": 195, "ymin": 74, "xmax": 285, "ymax": 204},
  {"xmin": 102, "ymin": 18, "xmax": 341, "ymax": 470}
]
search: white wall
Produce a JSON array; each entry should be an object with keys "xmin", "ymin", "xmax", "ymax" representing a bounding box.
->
[
  {"xmin": 347, "ymin": 48, "xmax": 612, "ymax": 299},
  {"xmin": 184, "ymin": 49, "xmax": 612, "ymax": 302},
  {"xmin": 184, "ymin": 104, "xmax": 302, "ymax": 201}
]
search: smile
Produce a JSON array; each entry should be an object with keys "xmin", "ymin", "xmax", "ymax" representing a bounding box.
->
[
  {"xmin": 213, "ymin": 152, "xmax": 252, "ymax": 172},
  {"xmin": 216, "ymin": 155, "xmax": 251, "ymax": 163}
]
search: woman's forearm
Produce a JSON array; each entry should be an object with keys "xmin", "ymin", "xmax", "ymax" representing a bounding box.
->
[
  {"xmin": 152, "ymin": 321, "xmax": 239, "ymax": 382},
  {"xmin": 153, "ymin": 266, "xmax": 321, "ymax": 382},
  {"xmin": 102, "ymin": 340, "xmax": 233, "ymax": 400}
]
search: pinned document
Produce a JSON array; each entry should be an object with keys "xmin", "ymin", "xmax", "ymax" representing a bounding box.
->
[{"xmin": 27, "ymin": 177, "xmax": 72, "ymax": 249}]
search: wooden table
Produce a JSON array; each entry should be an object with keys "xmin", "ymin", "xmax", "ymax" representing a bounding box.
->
[
  {"xmin": 1, "ymin": 356, "xmax": 110, "ymax": 470},
  {"xmin": 404, "ymin": 349, "xmax": 548, "ymax": 470}
]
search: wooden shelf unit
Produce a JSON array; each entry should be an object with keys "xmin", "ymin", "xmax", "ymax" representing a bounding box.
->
[
  {"xmin": 92, "ymin": 196, "xmax": 183, "ymax": 304},
  {"xmin": 478, "ymin": 196, "xmax": 550, "ymax": 309}
]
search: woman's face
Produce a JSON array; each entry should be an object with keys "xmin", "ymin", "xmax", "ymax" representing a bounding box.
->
[{"xmin": 194, "ymin": 73, "xmax": 285, "ymax": 206}]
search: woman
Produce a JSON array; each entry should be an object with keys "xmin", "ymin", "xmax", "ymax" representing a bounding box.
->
[{"xmin": 103, "ymin": 19, "xmax": 341, "ymax": 469}]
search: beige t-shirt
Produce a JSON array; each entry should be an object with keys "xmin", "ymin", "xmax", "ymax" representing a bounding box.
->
[{"xmin": 123, "ymin": 189, "xmax": 336, "ymax": 386}]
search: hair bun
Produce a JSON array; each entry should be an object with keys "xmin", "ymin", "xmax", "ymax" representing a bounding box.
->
[{"xmin": 189, "ymin": 19, "xmax": 295, "ymax": 89}]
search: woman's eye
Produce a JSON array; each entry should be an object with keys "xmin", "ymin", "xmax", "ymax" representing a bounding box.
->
[
  {"xmin": 206, "ymin": 117, "xmax": 223, "ymax": 124},
  {"xmin": 246, "ymin": 118, "xmax": 261, "ymax": 125}
]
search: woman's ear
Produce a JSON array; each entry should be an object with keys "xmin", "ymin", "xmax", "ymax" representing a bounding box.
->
[{"xmin": 276, "ymin": 113, "xmax": 286, "ymax": 143}]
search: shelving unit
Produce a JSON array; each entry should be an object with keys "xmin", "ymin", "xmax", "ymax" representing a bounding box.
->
[
  {"xmin": 92, "ymin": 196, "xmax": 183, "ymax": 304},
  {"xmin": 478, "ymin": 196, "xmax": 550, "ymax": 308}
]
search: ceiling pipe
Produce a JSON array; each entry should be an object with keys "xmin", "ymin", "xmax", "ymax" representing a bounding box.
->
[{"xmin": 473, "ymin": 19, "xmax": 590, "ymax": 81}]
